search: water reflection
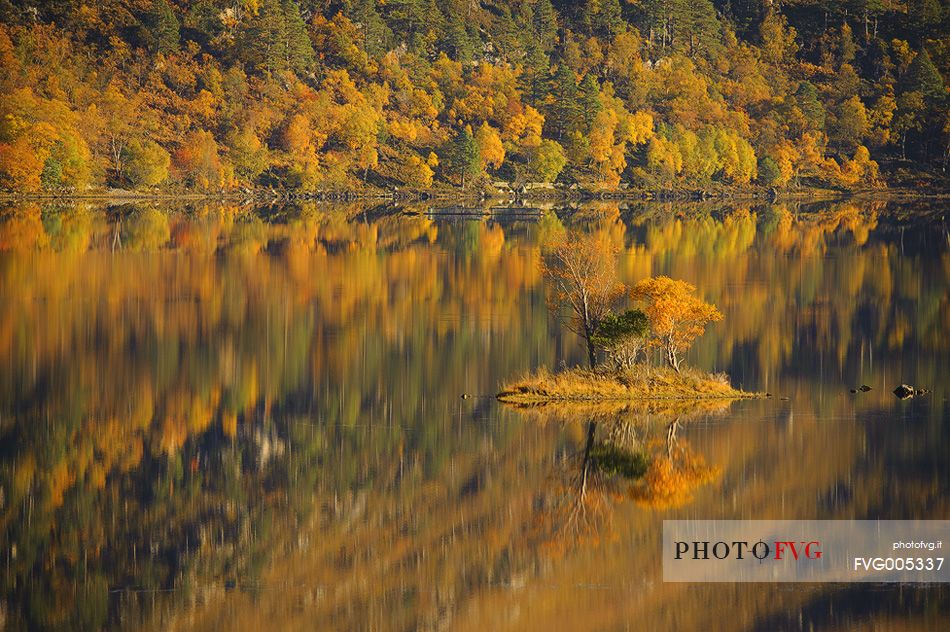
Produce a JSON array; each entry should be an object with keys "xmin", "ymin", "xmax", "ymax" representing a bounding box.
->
[
  {"xmin": 0, "ymin": 200, "xmax": 947, "ymax": 630},
  {"xmin": 533, "ymin": 401, "xmax": 727, "ymax": 557}
]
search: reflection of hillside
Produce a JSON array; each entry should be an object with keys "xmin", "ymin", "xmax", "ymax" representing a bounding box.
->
[
  {"xmin": 0, "ymin": 201, "xmax": 947, "ymax": 630},
  {"xmin": 0, "ymin": 204, "xmax": 551, "ymax": 629},
  {"xmin": 167, "ymin": 396, "xmax": 948, "ymax": 632},
  {"xmin": 2, "ymin": 199, "xmax": 946, "ymax": 396}
]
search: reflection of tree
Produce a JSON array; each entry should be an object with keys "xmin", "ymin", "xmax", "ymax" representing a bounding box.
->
[
  {"xmin": 630, "ymin": 420, "xmax": 720, "ymax": 510},
  {"xmin": 538, "ymin": 422, "xmax": 628, "ymax": 555},
  {"xmin": 534, "ymin": 401, "xmax": 726, "ymax": 554}
]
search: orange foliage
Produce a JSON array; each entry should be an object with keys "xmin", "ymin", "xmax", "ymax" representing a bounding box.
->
[{"xmin": 630, "ymin": 276, "xmax": 723, "ymax": 372}]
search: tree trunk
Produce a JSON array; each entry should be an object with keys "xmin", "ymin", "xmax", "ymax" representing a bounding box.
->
[
  {"xmin": 110, "ymin": 136, "xmax": 124, "ymax": 182},
  {"xmin": 666, "ymin": 342, "xmax": 680, "ymax": 373},
  {"xmin": 581, "ymin": 292, "xmax": 595, "ymax": 368},
  {"xmin": 581, "ymin": 421, "xmax": 597, "ymax": 474}
]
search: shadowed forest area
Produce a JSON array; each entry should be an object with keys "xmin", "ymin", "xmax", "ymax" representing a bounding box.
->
[
  {"xmin": 0, "ymin": 1, "xmax": 948, "ymax": 195},
  {"xmin": 0, "ymin": 199, "xmax": 947, "ymax": 630}
]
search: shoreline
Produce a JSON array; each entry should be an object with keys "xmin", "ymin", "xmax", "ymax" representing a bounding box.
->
[{"xmin": 2, "ymin": 186, "xmax": 948, "ymax": 207}]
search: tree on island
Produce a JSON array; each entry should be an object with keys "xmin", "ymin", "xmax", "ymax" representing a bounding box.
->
[
  {"xmin": 630, "ymin": 276, "xmax": 722, "ymax": 373},
  {"xmin": 541, "ymin": 231, "xmax": 624, "ymax": 369},
  {"xmin": 592, "ymin": 309, "xmax": 649, "ymax": 370}
]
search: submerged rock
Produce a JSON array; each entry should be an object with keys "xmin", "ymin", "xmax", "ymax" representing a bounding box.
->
[
  {"xmin": 916, "ymin": 388, "xmax": 929, "ymax": 396},
  {"xmin": 893, "ymin": 384, "xmax": 915, "ymax": 399},
  {"xmin": 859, "ymin": 385, "xmax": 872, "ymax": 392}
]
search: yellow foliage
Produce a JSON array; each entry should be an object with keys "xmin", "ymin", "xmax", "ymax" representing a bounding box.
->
[
  {"xmin": 646, "ymin": 136, "xmax": 683, "ymax": 179},
  {"xmin": 631, "ymin": 442, "xmax": 720, "ymax": 509},
  {"xmin": 630, "ymin": 276, "xmax": 723, "ymax": 372},
  {"xmin": 475, "ymin": 122, "xmax": 505, "ymax": 170},
  {"xmin": 839, "ymin": 145, "xmax": 880, "ymax": 187}
]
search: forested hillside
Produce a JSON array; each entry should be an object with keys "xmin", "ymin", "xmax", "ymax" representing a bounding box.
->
[{"xmin": 0, "ymin": 1, "xmax": 946, "ymax": 193}]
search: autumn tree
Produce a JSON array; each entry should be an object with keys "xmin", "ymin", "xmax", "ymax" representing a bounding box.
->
[
  {"xmin": 630, "ymin": 276, "xmax": 723, "ymax": 372},
  {"xmin": 830, "ymin": 95, "xmax": 869, "ymax": 152},
  {"xmin": 124, "ymin": 139, "xmax": 170, "ymax": 188},
  {"xmin": 175, "ymin": 130, "xmax": 229, "ymax": 189},
  {"xmin": 585, "ymin": 88, "xmax": 654, "ymax": 189},
  {"xmin": 527, "ymin": 139, "xmax": 567, "ymax": 182},
  {"xmin": 541, "ymin": 230, "xmax": 624, "ymax": 368},
  {"xmin": 474, "ymin": 122, "xmax": 505, "ymax": 171},
  {"xmin": 226, "ymin": 126, "xmax": 269, "ymax": 183}
]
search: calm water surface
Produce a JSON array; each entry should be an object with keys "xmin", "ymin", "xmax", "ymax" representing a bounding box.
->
[{"xmin": 0, "ymin": 200, "xmax": 947, "ymax": 631}]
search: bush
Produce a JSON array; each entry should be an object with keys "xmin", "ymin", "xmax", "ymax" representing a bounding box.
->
[{"xmin": 592, "ymin": 309, "xmax": 649, "ymax": 369}]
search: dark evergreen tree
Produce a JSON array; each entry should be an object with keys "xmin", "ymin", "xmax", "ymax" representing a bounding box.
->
[
  {"xmin": 346, "ymin": 0, "xmax": 393, "ymax": 57},
  {"xmin": 637, "ymin": 0, "xmax": 721, "ymax": 58},
  {"xmin": 523, "ymin": 41, "xmax": 552, "ymax": 105},
  {"xmin": 901, "ymin": 49, "xmax": 946, "ymax": 102},
  {"xmin": 385, "ymin": 0, "xmax": 443, "ymax": 51},
  {"xmin": 548, "ymin": 63, "xmax": 582, "ymax": 139},
  {"xmin": 442, "ymin": 5, "xmax": 476, "ymax": 62},
  {"xmin": 534, "ymin": 0, "xmax": 559, "ymax": 52},
  {"xmin": 248, "ymin": 0, "xmax": 317, "ymax": 76},
  {"xmin": 441, "ymin": 128, "xmax": 480, "ymax": 188},
  {"xmin": 579, "ymin": 73, "xmax": 602, "ymax": 128},
  {"xmin": 794, "ymin": 81, "xmax": 826, "ymax": 131},
  {"xmin": 587, "ymin": 0, "xmax": 625, "ymax": 38},
  {"xmin": 907, "ymin": 0, "xmax": 945, "ymax": 41},
  {"xmin": 897, "ymin": 48, "xmax": 947, "ymax": 159},
  {"xmin": 142, "ymin": 0, "xmax": 180, "ymax": 54}
]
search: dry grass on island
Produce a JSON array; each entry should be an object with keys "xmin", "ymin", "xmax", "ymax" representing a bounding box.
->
[{"xmin": 497, "ymin": 364, "xmax": 759, "ymax": 407}]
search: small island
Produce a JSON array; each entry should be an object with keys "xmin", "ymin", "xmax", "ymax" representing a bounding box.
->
[
  {"xmin": 498, "ymin": 231, "xmax": 760, "ymax": 404},
  {"xmin": 497, "ymin": 364, "xmax": 756, "ymax": 406}
]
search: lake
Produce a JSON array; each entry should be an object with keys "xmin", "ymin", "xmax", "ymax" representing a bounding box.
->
[{"xmin": 0, "ymin": 199, "xmax": 947, "ymax": 630}]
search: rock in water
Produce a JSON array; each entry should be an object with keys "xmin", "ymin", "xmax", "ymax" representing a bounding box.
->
[
  {"xmin": 859, "ymin": 385, "xmax": 872, "ymax": 392},
  {"xmin": 893, "ymin": 384, "xmax": 915, "ymax": 399},
  {"xmin": 916, "ymin": 388, "xmax": 929, "ymax": 396},
  {"xmin": 850, "ymin": 389, "xmax": 858, "ymax": 393}
]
